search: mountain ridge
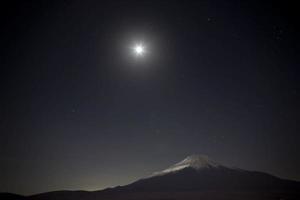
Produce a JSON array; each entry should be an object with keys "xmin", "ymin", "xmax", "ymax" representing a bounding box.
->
[{"xmin": 2, "ymin": 154, "xmax": 300, "ymax": 200}]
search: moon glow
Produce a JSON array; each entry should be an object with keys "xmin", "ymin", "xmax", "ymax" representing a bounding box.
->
[{"xmin": 133, "ymin": 44, "xmax": 145, "ymax": 56}]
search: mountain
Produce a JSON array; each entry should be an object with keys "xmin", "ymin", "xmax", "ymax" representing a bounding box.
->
[
  {"xmin": 2, "ymin": 155, "xmax": 300, "ymax": 200},
  {"xmin": 121, "ymin": 155, "xmax": 300, "ymax": 193}
]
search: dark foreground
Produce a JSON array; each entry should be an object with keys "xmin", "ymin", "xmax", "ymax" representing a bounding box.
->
[{"xmin": 2, "ymin": 190, "xmax": 300, "ymax": 200}]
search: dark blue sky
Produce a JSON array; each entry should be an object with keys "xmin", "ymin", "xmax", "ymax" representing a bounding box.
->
[{"xmin": 0, "ymin": 0, "xmax": 299, "ymax": 195}]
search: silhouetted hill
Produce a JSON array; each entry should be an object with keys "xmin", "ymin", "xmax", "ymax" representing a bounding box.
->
[{"xmin": 0, "ymin": 193, "xmax": 26, "ymax": 200}]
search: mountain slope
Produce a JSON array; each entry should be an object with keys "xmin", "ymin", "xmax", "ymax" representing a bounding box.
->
[{"xmin": 121, "ymin": 155, "xmax": 299, "ymax": 192}]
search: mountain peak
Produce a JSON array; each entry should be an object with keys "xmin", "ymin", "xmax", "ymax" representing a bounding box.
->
[
  {"xmin": 180, "ymin": 154, "xmax": 219, "ymax": 168},
  {"xmin": 153, "ymin": 154, "xmax": 221, "ymax": 176}
]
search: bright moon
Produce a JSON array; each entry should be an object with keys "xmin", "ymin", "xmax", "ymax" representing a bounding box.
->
[{"xmin": 134, "ymin": 44, "xmax": 145, "ymax": 56}]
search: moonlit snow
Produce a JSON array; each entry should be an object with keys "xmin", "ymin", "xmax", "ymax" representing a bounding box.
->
[{"xmin": 152, "ymin": 155, "xmax": 221, "ymax": 176}]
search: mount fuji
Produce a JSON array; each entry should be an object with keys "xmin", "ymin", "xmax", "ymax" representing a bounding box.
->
[
  {"xmin": 2, "ymin": 154, "xmax": 300, "ymax": 200},
  {"xmin": 119, "ymin": 154, "xmax": 299, "ymax": 193}
]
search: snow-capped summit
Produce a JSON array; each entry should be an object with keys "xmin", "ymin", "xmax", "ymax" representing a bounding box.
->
[{"xmin": 153, "ymin": 154, "xmax": 221, "ymax": 176}]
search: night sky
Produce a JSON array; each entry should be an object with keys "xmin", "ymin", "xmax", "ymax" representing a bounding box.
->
[{"xmin": 1, "ymin": 0, "xmax": 299, "ymax": 195}]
